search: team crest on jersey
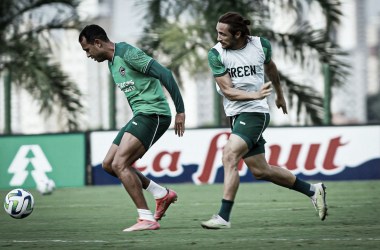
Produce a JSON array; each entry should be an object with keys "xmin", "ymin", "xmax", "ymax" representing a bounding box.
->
[{"xmin": 119, "ymin": 66, "xmax": 126, "ymax": 77}]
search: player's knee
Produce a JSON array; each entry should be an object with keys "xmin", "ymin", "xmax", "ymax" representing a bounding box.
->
[
  {"xmin": 111, "ymin": 159, "xmax": 124, "ymax": 173},
  {"xmin": 102, "ymin": 159, "xmax": 112, "ymax": 172},
  {"xmin": 222, "ymin": 148, "xmax": 239, "ymax": 166},
  {"xmin": 102, "ymin": 160, "xmax": 118, "ymax": 177},
  {"xmin": 111, "ymin": 158, "xmax": 133, "ymax": 174}
]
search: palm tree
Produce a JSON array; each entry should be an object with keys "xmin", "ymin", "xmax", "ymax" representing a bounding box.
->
[
  {"xmin": 0, "ymin": 0, "xmax": 84, "ymax": 132},
  {"xmin": 138, "ymin": 0, "xmax": 349, "ymax": 125}
]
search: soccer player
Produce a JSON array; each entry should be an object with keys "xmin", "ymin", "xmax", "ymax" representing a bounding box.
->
[
  {"xmin": 79, "ymin": 25, "xmax": 185, "ymax": 231},
  {"xmin": 201, "ymin": 12, "xmax": 327, "ymax": 229}
]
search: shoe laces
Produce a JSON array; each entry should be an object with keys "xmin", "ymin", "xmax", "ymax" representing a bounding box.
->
[
  {"xmin": 212, "ymin": 214, "xmax": 219, "ymax": 220},
  {"xmin": 212, "ymin": 214, "xmax": 228, "ymax": 223},
  {"xmin": 310, "ymin": 188, "xmax": 320, "ymax": 212},
  {"xmin": 311, "ymin": 198, "xmax": 317, "ymax": 211}
]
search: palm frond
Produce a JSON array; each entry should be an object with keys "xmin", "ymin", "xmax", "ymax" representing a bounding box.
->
[
  {"xmin": 316, "ymin": 0, "xmax": 343, "ymax": 29},
  {"xmin": 253, "ymin": 24, "xmax": 350, "ymax": 88},
  {"xmin": 4, "ymin": 38, "xmax": 83, "ymax": 131},
  {"xmin": 279, "ymin": 73, "xmax": 324, "ymax": 124},
  {"xmin": 138, "ymin": 0, "xmax": 346, "ymax": 125},
  {"xmin": 0, "ymin": 0, "xmax": 79, "ymax": 29},
  {"xmin": 0, "ymin": 0, "xmax": 83, "ymax": 131}
]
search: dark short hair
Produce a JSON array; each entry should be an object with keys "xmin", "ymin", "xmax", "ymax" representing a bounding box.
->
[
  {"xmin": 78, "ymin": 24, "xmax": 110, "ymax": 44},
  {"xmin": 218, "ymin": 12, "xmax": 251, "ymax": 41}
]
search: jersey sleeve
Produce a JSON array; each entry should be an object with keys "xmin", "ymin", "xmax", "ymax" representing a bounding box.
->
[
  {"xmin": 208, "ymin": 48, "xmax": 228, "ymax": 77},
  {"xmin": 260, "ymin": 37, "xmax": 272, "ymax": 64},
  {"xmin": 147, "ymin": 60, "xmax": 185, "ymax": 114},
  {"xmin": 123, "ymin": 46, "xmax": 154, "ymax": 74}
]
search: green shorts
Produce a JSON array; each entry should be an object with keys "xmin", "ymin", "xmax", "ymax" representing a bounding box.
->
[
  {"xmin": 229, "ymin": 112, "xmax": 270, "ymax": 159},
  {"xmin": 113, "ymin": 113, "xmax": 171, "ymax": 151}
]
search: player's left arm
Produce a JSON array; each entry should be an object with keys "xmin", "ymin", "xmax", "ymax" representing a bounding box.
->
[
  {"xmin": 261, "ymin": 37, "xmax": 288, "ymax": 114},
  {"xmin": 147, "ymin": 61, "xmax": 185, "ymax": 137},
  {"xmin": 124, "ymin": 46, "xmax": 185, "ymax": 137},
  {"xmin": 264, "ymin": 60, "xmax": 287, "ymax": 114}
]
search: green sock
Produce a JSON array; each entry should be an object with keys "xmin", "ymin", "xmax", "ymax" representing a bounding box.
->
[
  {"xmin": 218, "ymin": 199, "xmax": 234, "ymax": 222},
  {"xmin": 290, "ymin": 177, "xmax": 315, "ymax": 197}
]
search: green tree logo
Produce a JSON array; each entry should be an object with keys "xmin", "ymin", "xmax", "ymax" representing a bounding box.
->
[{"xmin": 8, "ymin": 145, "xmax": 52, "ymax": 186}]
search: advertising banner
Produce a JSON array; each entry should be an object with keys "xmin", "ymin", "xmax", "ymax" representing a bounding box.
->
[
  {"xmin": 0, "ymin": 133, "xmax": 86, "ymax": 189},
  {"xmin": 91, "ymin": 125, "xmax": 380, "ymax": 185}
]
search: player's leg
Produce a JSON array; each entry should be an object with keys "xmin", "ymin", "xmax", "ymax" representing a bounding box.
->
[
  {"xmin": 103, "ymin": 145, "xmax": 164, "ymax": 193},
  {"xmin": 103, "ymin": 146, "xmax": 169, "ymax": 200},
  {"xmin": 203, "ymin": 113, "xmax": 267, "ymax": 229},
  {"xmin": 244, "ymin": 153, "xmax": 327, "ymax": 220},
  {"xmin": 132, "ymin": 167, "xmax": 150, "ymax": 188},
  {"xmin": 103, "ymin": 144, "xmax": 172, "ymax": 209},
  {"xmin": 201, "ymin": 134, "xmax": 248, "ymax": 229},
  {"xmin": 244, "ymin": 152, "xmax": 296, "ymax": 187},
  {"xmin": 102, "ymin": 125, "xmax": 126, "ymax": 178},
  {"xmin": 132, "ymin": 167, "xmax": 177, "ymax": 221},
  {"xmin": 244, "ymin": 153, "xmax": 296, "ymax": 187},
  {"xmin": 122, "ymin": 114, "xmax": 177, "ymax": 222},
  {"xmin": 102, "ymin": 124, "xmax": 171, "ymax": 211},
  {"xmin": 102, "ymin": 144, "xmax": 118, "ymax": 177},
  {"xmin": 112, "ymin": 132, "xmax": 160, "ymax": 231},
  {"xmin": 221, "ymin": 134, "xmax": 249, "ymax": 201},
  {"xmin": 110, "ymin": 146, "xmax": 173, "ymax": 231},
  {"xmin": 233, "ymin": 112, "xmax": 326, "ymax": 220},
  {"xmin": 112, "ymin": 132, "xmax": 149, "ymax": 209},
  {"xmin": 137, "ymin": 114, "xmax": 177, "ymax": 221},
  {"xmin": 102, "ymin": 140, "xmax": 159, "ymax": 190}
]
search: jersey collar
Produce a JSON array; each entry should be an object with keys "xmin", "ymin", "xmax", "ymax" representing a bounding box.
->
[{"xmin": 238, "ymin": 43, "xmax": 248, "ymax": 50}]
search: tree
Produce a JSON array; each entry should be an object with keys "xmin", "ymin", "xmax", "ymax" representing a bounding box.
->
[
  {"xmin": 0, "ymin": 0, "xmax": 84, "ymax": 132},
  {"xmin": 138, "ymin": 0, "xmax": 349, "ymax": 125}
]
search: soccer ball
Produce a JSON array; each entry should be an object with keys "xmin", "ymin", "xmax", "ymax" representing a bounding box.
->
[
  {"xmin": 36, "ymin": 179, "xmax": 55, "ymax": 195},
  {"xmin": 4, "ymin": 189, "xmax": 34, "ymax": 219}
]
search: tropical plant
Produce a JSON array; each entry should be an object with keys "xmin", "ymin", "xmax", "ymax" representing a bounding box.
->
[
  {"xmin": 138, "ymin": 0, "xmax": 349, "ymax": 125},
  {"xmin": 0, "ymin": 0, "xmax": 83, "ymax": 132}
]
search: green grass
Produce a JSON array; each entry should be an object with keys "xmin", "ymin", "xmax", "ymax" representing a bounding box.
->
[{"xmin": 1, "ymin": 181, "xmax": 380, "ymax": 249}]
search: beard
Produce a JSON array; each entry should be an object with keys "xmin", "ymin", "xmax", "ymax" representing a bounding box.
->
[{"xmin": 224, "ymin": 38, "xmax": 238, "ymax": 50}]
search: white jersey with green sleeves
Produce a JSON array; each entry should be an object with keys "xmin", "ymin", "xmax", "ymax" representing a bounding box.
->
[
  {"xmin": 208, "ymin": 36, "xmax": 272, "ymax": 116},
  {"xmin": 108, "ymin": 42, "xmax": 171, "ymax": 116}
]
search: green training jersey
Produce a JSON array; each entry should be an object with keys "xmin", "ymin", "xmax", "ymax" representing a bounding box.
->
[{"xmin": 108, "ymin": 42, "xmax": 171, "ymax": 116}]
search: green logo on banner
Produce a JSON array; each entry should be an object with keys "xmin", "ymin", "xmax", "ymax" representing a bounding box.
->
[
  {"xmin": 8, "ymin": 145, "xmax": 53, "ymax": 186},
  {"xmin": 0, "ymin": 133, "xmax": 85, "ymax": 189}
]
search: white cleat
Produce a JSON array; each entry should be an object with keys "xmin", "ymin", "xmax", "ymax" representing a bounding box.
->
[
  {"xmin": 311, "ymin": 183, "xmax": 328, "ymax": 221},
  {"xmin": 201, "ymin": 214, "xmax": 231, "ymax": 229}
]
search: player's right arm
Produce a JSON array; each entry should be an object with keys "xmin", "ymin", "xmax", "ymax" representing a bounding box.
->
[
  {"xmin": 208, "ymin": 49, "xmax": 272, "ymax": 101},
  {"xmin": 215, "ymin": 74, "xmax": 272, "ymax": 101}
]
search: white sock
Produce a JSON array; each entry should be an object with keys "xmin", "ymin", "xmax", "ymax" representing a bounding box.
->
[
  {"xmin": 146, "ymin": 181, "xmax": 168, "ymax": 199},
  {"xmin": 310, "ymin": 184, "xmax": 317, "ymax": 197},
  {"xmin": 137, "ymin": 209, "xmax": 156, "ymax": 222}
]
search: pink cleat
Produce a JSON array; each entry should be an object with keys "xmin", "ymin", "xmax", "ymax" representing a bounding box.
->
[
  {"xmin": 123, "ymin": 218, "xmax": 160, "ymax": 232},
  {"xmin": 154, "ymin": 189, "xmax": 178, "ymax": 220}
]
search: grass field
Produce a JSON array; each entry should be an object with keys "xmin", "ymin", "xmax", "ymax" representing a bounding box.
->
[{"xmin": 1, "ymin": 181, "xmax": 380, "ymax": 249}]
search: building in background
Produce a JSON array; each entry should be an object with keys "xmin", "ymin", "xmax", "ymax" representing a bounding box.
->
[
  {"xmin": 366, "ymin": 0, "xmax": 380, "ymax": 123},
  {"xmin": 0, "ymin": 0, "xmax": 379, "ymax": 134}
]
